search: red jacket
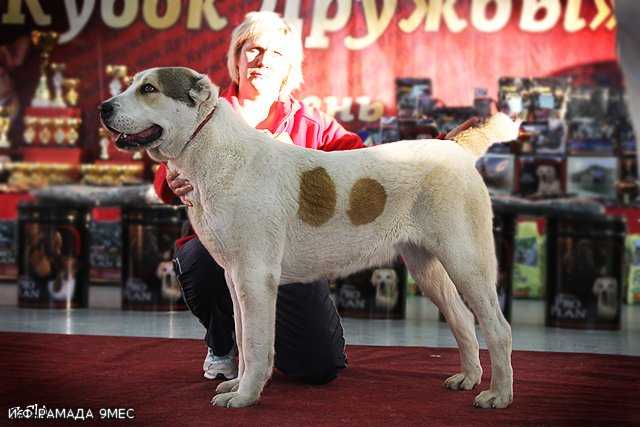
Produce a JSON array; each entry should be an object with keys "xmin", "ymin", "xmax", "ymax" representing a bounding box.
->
[{"xmin": 153, "ymin": 85, "xmax": 364, "ymax": 247}]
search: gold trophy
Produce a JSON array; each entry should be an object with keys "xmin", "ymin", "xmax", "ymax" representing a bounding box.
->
[
  {"xmin": 31, "ymin": 31, "xmax": 60, "ymax": 107},
  {"xmin": 106, "ymin": 65, "xmax": 129, "ymax": 97},
  {"xmin": 38, "ymin": 117, "xmax": 52, "ymax": 144},
  {"xmin": 63, "ymin": 79, "xmax": 80, "ymax": 106},
  {"xmin": 53, "ymin": 117, "xmax": 66, "ymax": 144},
  {"xmin": 66, "ymin": 117, "xmax": 81, "ymax": 145},
  {"xmin": 0, "ymin": 107, "xmax": 11, "ymax": 149},
  {"xmin": 98, "ymin": 127, "xmax": 111, "ymax": 160},
  {"xmin": 23, "ymin": 116, "xmax": 37, "ymax": 144}
]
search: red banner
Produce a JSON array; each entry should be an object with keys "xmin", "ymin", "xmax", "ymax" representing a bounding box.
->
[{"xmin": 0, "ymin": 0, "xmax": 618, "ymax": 140}]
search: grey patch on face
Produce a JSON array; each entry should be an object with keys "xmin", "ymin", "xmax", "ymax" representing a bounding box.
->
[{"xmin": 155, "ymin": 68, "xmax": 200, "ymax": 107}]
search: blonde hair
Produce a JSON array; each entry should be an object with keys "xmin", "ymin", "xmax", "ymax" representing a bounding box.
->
[{"xmin": 226, "ymin": 11, "xmax": 304, "ymax": 96}]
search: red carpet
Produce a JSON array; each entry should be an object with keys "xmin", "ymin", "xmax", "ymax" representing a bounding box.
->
[{"xmin": 1, "ymin": 332, "xmax": 639, "ymax": 426}]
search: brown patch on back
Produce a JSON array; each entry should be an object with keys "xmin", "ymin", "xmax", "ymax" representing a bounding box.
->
[
  {"xmin": 298, "ymin": 167, "xmax": 336, "ymax": 226},
  {"xmin": 347, "ymin": 178, "xmax": 386, "ymax": 225}
]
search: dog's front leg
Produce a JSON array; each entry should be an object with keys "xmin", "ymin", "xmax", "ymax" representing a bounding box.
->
[
  {"xmin": 211, "ymin": 265, "xmax": 278, "ymax": 408},
  {"xmin": 214, "ymin": 270, "xmax": 244, "ymax": 394}
]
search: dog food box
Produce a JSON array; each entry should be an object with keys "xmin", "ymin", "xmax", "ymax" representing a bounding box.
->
[{"xmin": 335, "ymin": 259, "xmax": 407, "ymax": 319}]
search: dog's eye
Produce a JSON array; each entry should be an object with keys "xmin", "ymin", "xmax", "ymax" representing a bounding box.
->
[{"xmin": 140, "ymin": 83, "xmax": 157, "ymax": 94}]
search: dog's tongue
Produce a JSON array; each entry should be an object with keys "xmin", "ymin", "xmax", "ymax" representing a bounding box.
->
[
  {"xmin": 120, "ymin": 126, "xmax": 159, "ymax": 143},
  {"xmin": 117, "ymin": 125, "xmax": 161, "ymax": 145}
]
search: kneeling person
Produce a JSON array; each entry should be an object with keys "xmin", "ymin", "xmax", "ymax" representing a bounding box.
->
[{"xmin": 154, "ymin": 11, "xmax": 364, "ymax": 384}]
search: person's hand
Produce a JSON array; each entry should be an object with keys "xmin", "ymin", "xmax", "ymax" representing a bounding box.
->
[
  {"xmin": 166, "ymin": 169, "xmax": 193, "ymax": 207},
  {"xmin": 445, "ymin": 117, "xmax": 480, "ymax": 140}
]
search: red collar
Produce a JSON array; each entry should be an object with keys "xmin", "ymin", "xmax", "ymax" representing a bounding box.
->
[{"xmin": 186, "ymin": 106, "xmax": 216, "ymax": 144}]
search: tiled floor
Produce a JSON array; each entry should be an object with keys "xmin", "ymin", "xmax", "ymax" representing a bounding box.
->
[{"xmin": 1, "ymin": 283, "xmax": 639, "ymax": 356}]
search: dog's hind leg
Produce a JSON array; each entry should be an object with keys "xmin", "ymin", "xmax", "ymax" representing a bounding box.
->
[
  {"xmin": 211, "ymin": 264, "xmax": 278, "ymax": 408},
  {"xmin": 434, "ymin": 230, "xmax": 513, "ymax": 409},
  {"xmin": 215, "ymin": 270, "xmax": 243, "ymax": 394},
  {"xmin": 398, "ymin": 243, "xmax": 482, "ymax": 391}
]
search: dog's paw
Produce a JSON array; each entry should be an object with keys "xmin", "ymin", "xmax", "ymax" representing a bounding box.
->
[
  {"xmin": 216, "ymin": 378, "xmax": 240, "ymax": 394},
  {"xmin": 211, "ymin": 391, "xmax": 257, "ymax": 408},
  {"xmin": 473, "ymin": 389, "xmax": 513, "ymax": 409},
  {"xmin": 444, "ymin": 371, "xmax": 481, "ymax": 391}
]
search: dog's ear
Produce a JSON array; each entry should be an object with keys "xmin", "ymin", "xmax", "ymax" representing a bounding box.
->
[{"xmin": 189, "ymin": 74, "xmax": 216, "ymax": 104}]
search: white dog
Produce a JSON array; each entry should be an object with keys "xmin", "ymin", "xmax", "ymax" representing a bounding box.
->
[
  {"xmin": 592, "ymin": 277, "xmax": 618, "ymax": 320},
  {"xmin": 370, "ymin": 268, "xmax": 399, "ymax": 310},
  {"xmin": 101, "ymin": 67, "xmax": 518, "ymax": 409},
  {"xmin": 156, "ymin": 258, "xmax": 182, "ymax": 301},
  {"xmin": 535, "ymin": 164, "xmax": 562, "ymax": 197}
]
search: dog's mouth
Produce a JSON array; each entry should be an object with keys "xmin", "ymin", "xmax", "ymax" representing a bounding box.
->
[{"xmin": 102, "ymin": 121, "xmax": 163, "ymax": 150}]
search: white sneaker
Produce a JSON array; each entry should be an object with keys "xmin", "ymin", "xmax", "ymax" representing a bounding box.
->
[{"xmin": 203, "ymin": 347, "xmax": 238, "ymax": 380}]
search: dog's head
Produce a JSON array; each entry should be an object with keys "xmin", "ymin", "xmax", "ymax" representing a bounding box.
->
[
  {"xmin": 370, "ymin": 268, "xmax": 398, "ymax": 289},
  {"xmin": 592, "ymin": 277, "xmax": 617, "ymax": 295},
  {"xmin": 157, "ymin": 260, "xmax": 175, "ymax": 279},
  {"xmin": 99, "ymin": 67, "xmax": 218, "ymax": 161},
  {"xmin": 536, "ymin": 165, "xmax": 557, "ymax": 183}
]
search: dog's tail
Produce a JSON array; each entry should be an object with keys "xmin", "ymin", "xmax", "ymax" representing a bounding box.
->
[{"xmin": 451, "ymin": 113, "xmax": 521, "ymax": 157}]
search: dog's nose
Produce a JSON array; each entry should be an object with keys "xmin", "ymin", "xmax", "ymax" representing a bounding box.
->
[{"xmin": 99, "ymin": 102, "xmax": 114, "ymax": 120}]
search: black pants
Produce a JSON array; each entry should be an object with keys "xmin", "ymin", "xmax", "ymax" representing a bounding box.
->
[{"xmin": 174, "ymin": 238, "xmax": 347, "ymax": 384}]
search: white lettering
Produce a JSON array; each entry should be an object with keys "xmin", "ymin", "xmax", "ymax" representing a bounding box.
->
[
  {"xmin": 2, "ymin": 0, "xmax": 50, "ymax": 25},
  {"xmin": 305, "ymin": 0, "xmax": 352, "ymax": 48},
  {"xmin": 143, "ymin": 0, "xmax": 181, "ymax": 30},
  {"xmin": 590, "ymin": 0, "xmax": 612, "ymax": 30},
  {"xmin": 425, "ymin": 0, "xmax": 467, "ymax": 33},
  {"xmin": 101, "ymin": 0, "xmax": 138, "ymax": 29},
  {"xmin": 23, "ymin": 406, "xmax": 33, "ymax": 418},
  {"xmin": 8, "ymin": 407, "xmax": 19, "ymax": 419},
  {"xmin": 345, "ymin": 0, "xmax": 397, "ymax": 50},
  {"xmin": 563, "ymin": 0, "xmax": 585, "ymax": 32},
  {"xmin": 520, "ymin": 0, "xmax": 561, "ymax": 32},
  {"xmin": 75, "ymin": 409, "xmax": 86, "ymax": 421},
  {"xmin": 471, "ymin": 0, "xmax": 511, "ymax": 33},
  {"xmin": 60, "ymin": 0, "xmax": 95, "ymax": 44},
  {"xmin": 398, "ymin": 0, "xmax": 426, "ymax": 33},
  {"xmin": 187, "ymin": 0, "xmax": 227, "ymax": 30},
  {"xmin": 324, "ymin": 96, "xmax": 354, "ymax": 121}
]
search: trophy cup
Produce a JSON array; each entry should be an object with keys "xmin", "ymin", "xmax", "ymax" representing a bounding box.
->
[
  {"xmin": 53, "ymin": 117, "xmax": 66, "ymax": 144},
  {"xmin": 64, "ymin": 79, "xmax": 80, "ymax": 106},
  {"xmin": 38, "ymin": 117, "xmax": 52, "ymax": 144},
  {"xmin": 50, "ymin": 63, "xmax": 67, "ymax": 108},
  {"xmin": 23, "ymin": 116, "xmax": 37, "ymax": 144},
  {"xmin": 0, "ymin": 107, "xmax": 12, "ymax": 149},
  {"xmin": 66, "ymin": 117, "xmax": 81, "ymax": 145},
  {"xmin": 104, "ymin": 65, "xmax": 141, "ymax": 159},
  {"xmin": 98, "ymin": 127, "xmax": 111, "ymax": 160},
  {"xmin": 31, "ymin": 31, "xmax": 60, "ymax": 107},
  {"xmin": 106, "ymin": 65, "xmax": 129, "ymax": 97}
]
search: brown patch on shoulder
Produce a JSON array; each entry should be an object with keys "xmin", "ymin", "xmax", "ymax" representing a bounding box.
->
[
  {"xmin": 347, "ymin": 178, "xmax": 386, "ymax": 226},
  {"xmin": 298, "ymin": 167, "xmax": 336, "ymax": 226}
]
